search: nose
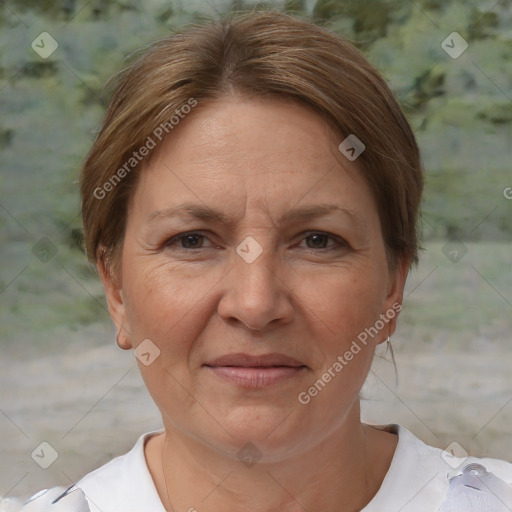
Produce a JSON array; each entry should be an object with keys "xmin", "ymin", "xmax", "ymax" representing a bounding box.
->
[{"xmin": 217, "ymin": 239, "xmax": 295, "ymax": 331}]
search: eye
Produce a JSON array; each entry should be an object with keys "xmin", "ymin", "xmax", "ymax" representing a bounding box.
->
[
  {"xmin": 298, "ymin": 232, "xmax": 349, "ymax": 251},
  {"xmin": 164, "ymin": 232, "xmax": 212, "ymax": 250},
  {"xmin": 162, "ymin": 231, "xmax": 349, "ymax": 252}
]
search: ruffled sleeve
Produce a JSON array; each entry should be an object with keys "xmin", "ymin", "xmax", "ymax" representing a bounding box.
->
[
  {"xmin": 19, "ymin": 486, "xmax": 91, "ymax": 512},
  {"xmin": 438, "ymin": 463, "xmax": 512, "ymax": 512}
]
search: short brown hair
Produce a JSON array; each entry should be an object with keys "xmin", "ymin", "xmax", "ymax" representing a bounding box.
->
[{"xmin": 80, "ymin": 10, "xmax": 423, "ymax": 274}]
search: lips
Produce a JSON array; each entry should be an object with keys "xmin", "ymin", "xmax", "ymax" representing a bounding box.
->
[
  {"xmin": 205, "ymin": 352, "xmax": 306, "ymax": 368},
  {"xmin": 203, "ymin": 353, "xmax": 308, "ymax": 388}
]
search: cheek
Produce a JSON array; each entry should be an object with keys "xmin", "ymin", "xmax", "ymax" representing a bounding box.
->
[
  {"xmin": 122, "ymin": 259, "xmax": 214, "ymax": 349},
  {"xmin": 294, "ymin": 271, "xmax": 381, "ymax": 420},
  {"xmin": 297, "ymin": 265, "xmax": 385, "ymax": 343},
  {"xmin": 122, "ymin": 261, "xmax": 214, "ymax": 415}
]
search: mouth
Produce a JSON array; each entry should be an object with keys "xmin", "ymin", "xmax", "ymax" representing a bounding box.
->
[{"xmin": 203, "ymin": 353, "xmax": 308, "ymax": 388}]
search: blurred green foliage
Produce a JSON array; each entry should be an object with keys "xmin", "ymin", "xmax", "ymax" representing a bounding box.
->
[{"xmin": 0, "ymin": 0, "xmax": 510, "ymax": 339}]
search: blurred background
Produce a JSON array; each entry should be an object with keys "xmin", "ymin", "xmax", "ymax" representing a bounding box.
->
[{"xmin": 1, "ymin": 0, "xmax": 511, "ymax": 504}]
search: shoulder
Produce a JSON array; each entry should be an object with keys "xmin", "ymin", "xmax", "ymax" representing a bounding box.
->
[
  {"xmin": 394, "ymin": 424, "xmax": 512, "ymax": 481},
  {"xmin": 76, "ymin": 430, "xmax": 165, "ymax": 512},
  {"xmin": 365, "ymin": 424, "xmax": 512, "ymax": 512},
  {"xmin": 20, "ymin": 431, "xmax": 165, "ymax": 512},
  {"xmin": 18, "ymin": 486, "xmax": 91, "ymax": 512}
]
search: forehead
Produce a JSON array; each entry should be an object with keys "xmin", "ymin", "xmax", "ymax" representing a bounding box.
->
[
  {"xmin": 129, "ymin": 96, "xmax": 379, "ymax": 228},
  {"xmin": 147, "ymin": 95, "xmax": 344, "ymax": 174}
]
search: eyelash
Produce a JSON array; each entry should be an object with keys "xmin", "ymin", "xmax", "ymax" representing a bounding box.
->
[{"xmin": 163, "ymin": 231, "xmax": 349, "ymax": 252}]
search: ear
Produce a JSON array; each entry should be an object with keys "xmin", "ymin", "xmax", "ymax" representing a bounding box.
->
[
  {"xmin": 96, "ymin": 249, "xmax": 132, "ymax": 350},
  {"xmin": 379, "ymin": 256, "xmax": 410, "ymax": 342}
]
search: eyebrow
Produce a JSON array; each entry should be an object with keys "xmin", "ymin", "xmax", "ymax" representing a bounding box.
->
[{"xmin": 147, "ymin": 202, "xmax": 366, "ymax": 229}]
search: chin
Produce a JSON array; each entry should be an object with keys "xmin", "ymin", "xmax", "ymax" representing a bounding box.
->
[{"xmin": 206, "ymin": 404, "xmax": 316, "ymax": 462}]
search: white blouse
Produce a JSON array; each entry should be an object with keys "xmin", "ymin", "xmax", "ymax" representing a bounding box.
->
[{"xmin": 17, "ymin": 424, "xmax": 512, "ymax": 512}]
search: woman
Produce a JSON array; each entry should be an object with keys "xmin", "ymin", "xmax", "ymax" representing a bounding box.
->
[{"xmin": 20, "ymin": 10, "xmax": 512, "ymax": 512}]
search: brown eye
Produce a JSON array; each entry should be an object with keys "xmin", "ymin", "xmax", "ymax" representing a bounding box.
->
[
  {"xmin": 299, "ymin": 232, "xmax": 349, "ymax": 251},
  {"xmin": 164, "ymin": 232, "xmax": 210, "ymax": 250},
  {"xmin": 305, "ymin": 233, "xmax": 330, "ymax": 249},
  {"xmin": 179, "ymin": 234, "xmax": 204, "ymax": 249}
]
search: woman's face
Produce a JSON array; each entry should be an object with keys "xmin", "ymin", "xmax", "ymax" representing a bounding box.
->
[{"xmin": 101, "ymin": 96, "xmax": 408, "ymax": 461}]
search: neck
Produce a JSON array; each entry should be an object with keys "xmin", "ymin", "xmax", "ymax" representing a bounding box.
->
[{"xmin": 146, "ymin": 404, "xmax": 397, "ymax": 512}]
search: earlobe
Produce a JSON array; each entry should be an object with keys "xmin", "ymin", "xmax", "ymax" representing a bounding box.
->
[
  {"xmin": 96, "ymin": 249, "xmax": 133, "ymax": 350},
  {"xmin": 115, "ymin": 327, "xmax": 132, "ymax": 350}
]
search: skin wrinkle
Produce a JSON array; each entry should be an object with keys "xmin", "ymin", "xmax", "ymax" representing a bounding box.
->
[
  {"xmin": 140, "ymin": 205, "xmax": 370, "ymax": 262},
  {"xmin": 98, "ymin": 96, "xmax": 408, "ymax": 512},
  {"xmin": 145, "ymin": 203, "xmax": 367, "ymax": 230}
]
